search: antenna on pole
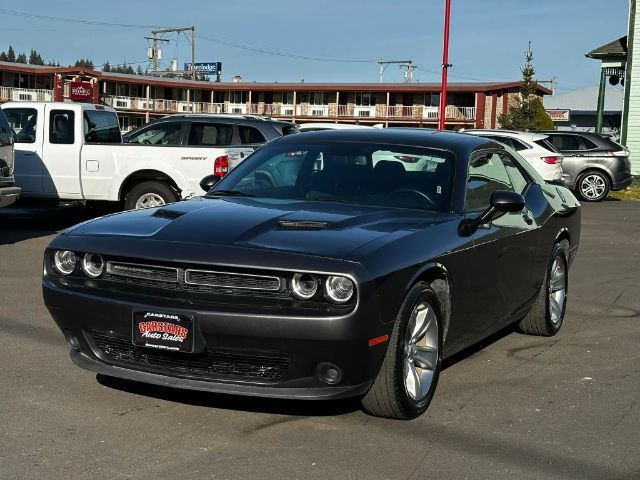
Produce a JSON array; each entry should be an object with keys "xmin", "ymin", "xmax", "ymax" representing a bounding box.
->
[{"xmin": 147, "ymin": 26, "xmax": 197, "ymax": 79}]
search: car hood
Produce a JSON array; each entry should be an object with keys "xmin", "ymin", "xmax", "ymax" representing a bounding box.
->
[{"xmin": 66, "ymin": 197, "xmax": 451, "ymax": 260}]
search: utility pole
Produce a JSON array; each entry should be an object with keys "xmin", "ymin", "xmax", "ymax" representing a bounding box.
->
[
  {"xmin": 536, "ymin": 77, "xmax": 557, "ymax": 95},
  {"xmin": 378, "ymin": 60, "xmax": 414, "ymax": 83},
  {"xmin": 147, "ymin": 26, "xmax": 196, "ymax": 79},
  {"xmin": 438, "ymin": 0, "xmax": 452, "ymax": 130}
]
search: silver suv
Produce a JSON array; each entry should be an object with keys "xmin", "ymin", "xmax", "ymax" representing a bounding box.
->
[{"xmin": 0, "ymin": 109, "xmax": 19, "ymax": 208}]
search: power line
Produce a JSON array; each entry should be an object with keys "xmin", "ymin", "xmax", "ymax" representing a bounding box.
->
[{"xmin": 0, "ymin": 8, "xmax": 166, "ymax": 29}]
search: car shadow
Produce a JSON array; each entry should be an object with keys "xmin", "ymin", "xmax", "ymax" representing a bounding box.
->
[
  {"xmin": 0, "ymin": 200, "xmax": 118, "ymax": 245},
  {"xmin": 97, "ymin": 325, "xmax": 518, "ymax": 418}
]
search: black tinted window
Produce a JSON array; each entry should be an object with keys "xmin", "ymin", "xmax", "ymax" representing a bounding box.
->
[
  {"xmin": 49, "ymin": 110, "xmax": 75, "ymax": 145},
  {"xmin": 129, "ymin": 122, "xmax": 183, "ymax": 145},
  {"xmin": 238, "ymin": 125, "xmax": 266, "ymax": 144},
  {"xmin": 83, "ymin": 110, "xmax": 121, "ymax": 143},
  {"xmin": 550, "ymin": 134, "xmax": 580, "ymax": 151},
  {"xmin": 188, "ymin": 123, "xmax": 233, "ymax": 146},
  {"xmin": 4, "ymin": 108, "xmax": 37, "ymax": 143},
  {"xmin": 534, "ymin": 138, "xmax": 559, "ymax": 152},
  {"xmin": 0, "ymin": 110, "xmax": 10, "ymax": 134},
  {"xmin": 581, "ymin": 136, "xmax": 599, "ymax": 150}
]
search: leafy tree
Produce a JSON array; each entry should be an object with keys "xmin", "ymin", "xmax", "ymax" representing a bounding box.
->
[
  {"xmin": 498, "ymin": 43, "xmax": 553, "ymax": 131},
  {"xmin": 16, "ymin": 53, "xmax": 27, "ymax": 64},
  {"xmin": 28, "ymin": 49, "xmax": 44, "ymax": 65},
  {"xmin": 7, "ymin": 45, "xmax": 15, "ymax": 62}
]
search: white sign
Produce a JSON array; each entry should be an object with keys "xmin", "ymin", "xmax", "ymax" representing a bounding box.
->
[{"xmin": 546, "ymin": 109, "xmax": 570, "ymax": 122}]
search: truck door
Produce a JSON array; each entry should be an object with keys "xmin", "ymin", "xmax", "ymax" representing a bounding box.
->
[
  {"xmin": 42, "ymin": 107, "xmax": 82, "ymax": 198},
  {"xmin": 3, "ymin": 106, "xmax": 44, "ymax": 194}
]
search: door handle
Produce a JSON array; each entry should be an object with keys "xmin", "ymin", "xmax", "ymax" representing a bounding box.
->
[{"xmin": 23, "ymin": 151, "xmax": 35, "ymax": 156}]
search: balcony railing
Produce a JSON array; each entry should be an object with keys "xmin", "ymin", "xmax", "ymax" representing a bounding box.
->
[
  {"xmin": 100, "ymin": 95, "xmax": 476, "ymax": 122},
  {"xmin": 0, "ymin": 86, "xmax": 54, "ymax": 102}
]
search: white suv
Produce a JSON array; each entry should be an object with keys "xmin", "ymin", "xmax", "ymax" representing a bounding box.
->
[{"xmin": 464, "ymin": 130, "xmax": 563, "ymax": 181}]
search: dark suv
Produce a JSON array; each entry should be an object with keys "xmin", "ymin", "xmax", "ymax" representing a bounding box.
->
[
  {"xmin": 539, "ymin": 131, "xmax": 632, "ymax": 201},
  {"xmin": 123, "ymin": 114, "xmax": 298, "ymax": 148},
  {"xmin": 0, "ymin": 108, "xmax": 19, "ymax": 208}
]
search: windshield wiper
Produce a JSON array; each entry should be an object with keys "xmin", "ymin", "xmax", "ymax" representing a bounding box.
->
[{"xmin": 208, "ymin": 189, "xmax": 257, "ymax": 198}]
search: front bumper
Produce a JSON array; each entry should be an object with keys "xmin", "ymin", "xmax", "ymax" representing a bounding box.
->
[
  {"xmin": 43, "ymin": 274, "xmax": 388, "ymax": 400},
  {"xmin": 0, "ymin": 185, "xmax": 20, "ymax": 208}
]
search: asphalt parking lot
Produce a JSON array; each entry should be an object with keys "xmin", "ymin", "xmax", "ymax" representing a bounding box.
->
[{"xmin": 1, "ymin": 200, "xmax": 639, "ymax": 480}]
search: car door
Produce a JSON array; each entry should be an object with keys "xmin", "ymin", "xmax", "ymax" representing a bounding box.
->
[
  {"xmin": 42, "ymin": 107, "xmax": 82, "ymax": 198},
  {"xmin": 228, "ymin": 124, "xmax": 266, "ymax": 170},
  {"xmin": 0, "ymin": 110, "xmax": 14, "ymax": 179},
  {"xmin": 463, "ymin": 150, "xmax": 539, "ymax": 337},
  {"xmin": 3, "ymin": 106, "xmax": 44, "ymax": 194}
]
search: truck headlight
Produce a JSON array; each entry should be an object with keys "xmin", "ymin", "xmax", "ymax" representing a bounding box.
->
[
  {"xmin": 323, "ymin": 275, "xmax": 355, "ymax": 303},
  {"xmin": 53, "ymin": 250, "xmax": 78, "ymax": 275},
  {"xmin": 289, "ymin": 273, "xmax": 318, "ymax": 300},
  {"xmin": 82, "ymin": 253, "xmax": 104, "ymax": 278}
]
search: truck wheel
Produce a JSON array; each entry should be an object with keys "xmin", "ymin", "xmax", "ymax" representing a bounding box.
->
[{"xmin": 124, "ymin": 181, "xmax": 178, "ymax": 210}]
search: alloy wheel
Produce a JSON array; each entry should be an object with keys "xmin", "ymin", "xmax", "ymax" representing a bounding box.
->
[
  {"xmin": 548, "ymin": 256, "xmax": 567, "ymax": 326},
  {"xmin": 580, "ymin": 174, "xmax": 606, "ymax": 200},
  {"xmin": 135, "ymin": 193, "xmax": 166, "ymax": 209},
  {"xmin": 403, "ymin": 301, "xmax": 439, "ymax": 403}
]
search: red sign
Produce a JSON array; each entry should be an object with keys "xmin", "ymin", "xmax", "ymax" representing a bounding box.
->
[{"xmin": 69, "ymin": 81, "xmax": 92, "ymax": 101}]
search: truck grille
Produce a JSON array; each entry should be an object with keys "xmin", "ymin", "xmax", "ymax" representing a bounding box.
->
[{"xmin": 92, "ymin": 332, "xmax": 290, "ymax": 381}]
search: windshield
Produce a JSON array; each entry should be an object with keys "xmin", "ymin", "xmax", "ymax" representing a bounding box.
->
[{"xmin": 209, "ymin": 142, "xmax": 454, "ymax": 212}]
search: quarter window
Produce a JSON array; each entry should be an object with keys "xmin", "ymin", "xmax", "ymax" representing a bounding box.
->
[
  {"xmin": 187, "ymin": 123, "xmax": 233, "ymax": 146},
  {"xmin": 238, "ymin": 125, "xmax": 266, "ymax": 144},
  {"xmin": 4, "ymin": 108, "xmax": 37, "ymax": 143},
  {"xmin": 465, "ymin": 152, "xmax": 514, "ymax": 211},
  {"xmin": 128, "ymin": 122, "xmax": 183, "ymax": 145},
  {"xmin": 49, "ymin": 110, "xmax": 75, "ymax": 145}
]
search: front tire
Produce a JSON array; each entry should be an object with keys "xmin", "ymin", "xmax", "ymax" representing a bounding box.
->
[
  {"xmin": 361, "ymin": 282, "xmax": 442, "ymax": 420},
  {"xmin": 576, "ymin": 170, "xmax": 610, "ymax": 202},
  {"xmin": 124, "ymin": 181, "xmax": 178, "ymax": 210},
  {"xmin": 518, "ymin": 241, "xmax": 569, "ymax": 336}
]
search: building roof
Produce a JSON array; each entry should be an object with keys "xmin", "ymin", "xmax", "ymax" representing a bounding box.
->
[
  {"xmin": 586, "ymin": 36, "xmax": 628, "ymax": 59},
  {"xmin": 543, "ymin": 85, "xmax": 624, "ymax": 113},
  {"xmin": 0, "ymin": 60, "xmax": 551, "ymax": 94}
]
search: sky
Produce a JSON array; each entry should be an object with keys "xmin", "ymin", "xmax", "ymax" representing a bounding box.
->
[{"xmin": 0, "ymin": 1, "xmax": 630, "ymax": 94}]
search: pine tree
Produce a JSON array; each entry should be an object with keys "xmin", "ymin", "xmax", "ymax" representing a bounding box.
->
[
  {"xmin": 0, "ymin": 51, "xmax": 7, "ymax": 62},
  {"xmin": 7, "ymin": 46, "xmax": 15, "ymax": 62},
  {"xmin": 16, "ymin": 52, "xmax": 27, "ymax": 64},
  {"xmin": 102, "ymin": 61, "xmax": 111, "ymax": 72},
  {"xmin": 29, "ymin": 49, "xmax": 44, "ymax": 65},
  {"xmin": 497, "ymin": 42, "xmax": 553, "ymax": 131},
  {"xmin": 136, "ymin": 65, "xmax": 144, "ymax": 75}
]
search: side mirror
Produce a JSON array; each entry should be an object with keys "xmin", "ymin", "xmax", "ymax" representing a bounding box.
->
[
  {"xmin": 459, "ymin": 190, "xmax": 525, "ymax": 236},
  {"xmin": 200, "ymin": 174, "xmax": 221, "ymax": 192}
]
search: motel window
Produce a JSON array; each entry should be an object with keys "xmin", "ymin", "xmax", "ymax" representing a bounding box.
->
[
  {"xmin": 229, "ymin": 91, "xmax": 247, "ymax": 104},
  {"xmin": 424, "ymin": 93, "xmax": 440, "ymax": 107},
  {"xmin": 282, "ymin": 92, "xmax": 294, "ymax": 105},
  {"xmin": 355, "ymin": 92, "xmax": 373, "ymax": 106}
]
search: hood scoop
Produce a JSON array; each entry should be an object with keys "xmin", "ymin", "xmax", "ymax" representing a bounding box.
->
[
  {"xmin": 153, "ymin": 209, "xmax": 186, "ymax": 220},
  {"xmin": 277, "ymin": 220, "xmax": 330, "ymax": 231}
]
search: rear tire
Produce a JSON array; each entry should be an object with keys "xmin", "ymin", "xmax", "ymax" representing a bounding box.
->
[
  {"xmin": 576, "ymin": 170, "xmax": 610, "ymax": 202},
  {"xmin": 518, "ymin": 241, "xmax": 569, "ymax": 336},
  {"xmin": 124, "ymin": 181, "xmax": 178, "ymax": 210},
  {"xmin": 361, "ymin": 282, "xmax": 443, "ymax": 420}
]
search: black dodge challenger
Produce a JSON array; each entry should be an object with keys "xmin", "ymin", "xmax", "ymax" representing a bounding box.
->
[{"xmin": 43, "ymin": 129, "xmax": 581, "ymax": 420}]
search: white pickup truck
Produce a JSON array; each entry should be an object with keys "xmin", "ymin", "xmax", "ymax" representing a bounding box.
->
[{"xmin": 1, "ymin": 101, "xmax": 249, "ymax": 209}]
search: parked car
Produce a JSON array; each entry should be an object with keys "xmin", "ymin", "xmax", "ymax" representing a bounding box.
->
[
  {"xmin": 464, "ymin": 129, "xmax": 563, "ymax": 182},
  {"xmin": 44, "ymin": 129, "xmax": 581, "ymax": 420},
  {"xmin": 297, "ymin": 122, "xmax": 382, "ymax": 132},
  {"xmin": 1, "ymin": 103, "xmax": 294, "ymax": 210},
  {"xmin": 0, "ymin": 107, "xmax": 20, "ymax": 208},
  {"xmin": 537, "ymin": 131, "xmax": 632, "ymax": 201}
]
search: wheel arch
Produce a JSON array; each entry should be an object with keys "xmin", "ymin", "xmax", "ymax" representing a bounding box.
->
[
  {"xmin": 576, "ymin": 166, "xmax": 613, "ymax": 187},
  {"xmin": 118, "ymin": 169, "xmax": 181, "ymax": 201},
  {"xmin": 407, "ymin": 263, "xmax": 452, "ymax": 343}
]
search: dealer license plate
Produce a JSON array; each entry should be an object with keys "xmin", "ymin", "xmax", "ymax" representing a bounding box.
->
[{"xmin": 132, "ymin": 310, "xmax": 194, "ymax": 353}]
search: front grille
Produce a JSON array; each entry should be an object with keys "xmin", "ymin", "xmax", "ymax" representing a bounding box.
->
[
  {"xmin": 106, "ymin": 261, "xmax": 179, "ymax": 283},
  {"xmin": 185, "ymin": 269, "xmax": 281, "ymax": 291},
  {"xmin": 91, "ymin": 332, "xmax": 290, "ymax": 381}
]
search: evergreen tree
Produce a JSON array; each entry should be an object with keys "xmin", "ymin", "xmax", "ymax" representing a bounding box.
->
[
  {"xmin": 497, "ymin": 42, "xmax": 553, "ymax": 131},
  {"xmin": 28, "ymin": 49, "xmax": 44, "ymax": 65},
  {"xmin": 135, "ymin": 65, "xmax": 144, "ymax": 75},
  {"xmin": 74, "ymin": 58, "xmax": 94, "ymax": 69},
  {"xmin": 102, "ymin": 61, "xmax": 111, "ymax": 72},
  {"xmin": 16, "ymin": 52, "xmax": 27, "ymax": 64},
  {"xmin": 7, "ymin": 46, "xmax": 15, "ymax": 62},
  {"xmin": 0, "ymin": 51, "xmax": 7, "ymax": 62}
]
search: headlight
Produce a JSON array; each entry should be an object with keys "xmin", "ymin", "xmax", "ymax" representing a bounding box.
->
[
  {"xmin": 323, "ymin": 275, "xmax": 355, "ymax": 303},
  {"xmin": 82, "ymin": 253, "xmax": 104, "ymax": 278},
  {"xmin": 52, "ymin": 250, "xmax": 77, "ymax": 275},
  {"xmin": 289, "ymin": 273, "xmax": 318, "ymax": 300}
]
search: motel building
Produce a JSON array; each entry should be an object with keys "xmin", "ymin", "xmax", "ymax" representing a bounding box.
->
[{"xmin": 0, "ymin": 60, "xmax": 551, "ymax": 131}]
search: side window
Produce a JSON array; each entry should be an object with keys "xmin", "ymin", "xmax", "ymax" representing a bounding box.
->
[
  {"xmin": 238, "ymin": 125, "xmax": 266, "ymax": 144},
  {"xmin": 580, "ymin": 136, "xmax": 599, "ymax": 150},
  {"xmin": 554, "ymin": 135, "xmax": 580, "ymax": 151},
  {"xmin": 486, "ymin": 135, "xmax": 514, "ymax": 150},
  {"xmin": 500, "ymin": 152, "xmax": 529, "ymax": 194},
  {"xmin": 0, "ymin": 110, "xmax": 11, "ymax": 135},
  {"xmin": 4, "ymin": 108, "xmax": 38, "ymax": 143},
  {"xmin": 83, "ymin": 110, "xmax": 121, "ymax": 143},
  {"xmin": 187, "ymin": 123, "xmax": 233, "ymax": 146},
  {"xmin": 465, "ymin": 152, "xmax": 514, "ymax": 211},
  {"xmin": 49, "ymin": 110, "xmax": 75, "ymax": 145},
  {"xmin": 510, "ymin": 138, "xmax": 530, "ymax": 151},
  {"xmin": 128, "ymin": 122, "xmax": 184, "ymax": 145}
]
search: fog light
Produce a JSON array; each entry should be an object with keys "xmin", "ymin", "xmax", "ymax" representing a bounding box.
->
[
  {"xmin": 316, "ymin": 362, "xmax": 343, "ymax": 385},
  {"xmin": 53, "ymin": 250, "xmax": 77, "ymax": 275},
  {"xmin": 64, "ymin": 330, "xmax": 81, "ymax": 351},
  {"xmin": 82, "ymin": 253, "xmax": 104, "ymax": 278}
]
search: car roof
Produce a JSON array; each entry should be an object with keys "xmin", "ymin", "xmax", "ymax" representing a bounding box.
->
[
  {"xmin": 297, "ymin": 122, "xmax": 376, "ymax": 130},
  {"xmin": 159, "ymin": 113, "xmax": 293, "ymax": 125},
  {"xmin": 1, "ymin": 101, "xmax": 117, "ymax": 113},
  {"xmin": 464, "ymin": 129, "xmax": 548, "ymax": 142}
]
